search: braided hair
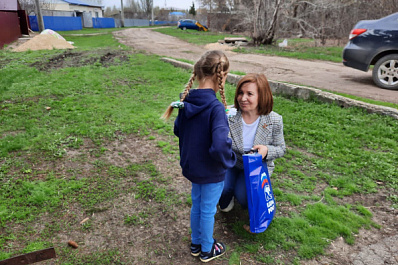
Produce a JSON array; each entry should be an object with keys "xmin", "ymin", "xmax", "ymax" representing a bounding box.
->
[{"xmin": 162, "ymin": 50, "xmax": 229, "ymax": 119}]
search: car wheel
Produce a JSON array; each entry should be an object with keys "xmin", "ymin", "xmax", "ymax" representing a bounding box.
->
[
  {"xmin": 372, "ymin": 54, "xmax": 398, "ymax": 90},
  {"xmin": 182, "ymin": 27, "xmax": 187, "ymax": 30}
]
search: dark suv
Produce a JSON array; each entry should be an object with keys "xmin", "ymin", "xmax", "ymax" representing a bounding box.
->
[{"xmin": 342, "ymin": 12, "xmax": 398, "ymax": 90}]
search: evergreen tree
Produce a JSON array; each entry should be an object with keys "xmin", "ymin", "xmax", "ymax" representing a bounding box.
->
[{"xmin": 189, "ymin": 2, "xmax": 196, "ymax": 17}]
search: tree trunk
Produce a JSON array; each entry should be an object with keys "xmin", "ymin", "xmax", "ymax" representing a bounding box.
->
[{"xmin": 259, "ymin": 0, "xmax": 281, "ymax": 45}]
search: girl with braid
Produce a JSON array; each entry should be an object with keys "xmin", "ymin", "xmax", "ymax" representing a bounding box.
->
[{"xmin": 163, "ymin": 50, "xmax": 236, "ymax": 262}]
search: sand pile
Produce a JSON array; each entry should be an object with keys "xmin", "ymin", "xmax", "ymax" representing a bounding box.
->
[{"xmin": 13, "ymin": 34, "xmax": 75, "ymax": 52}]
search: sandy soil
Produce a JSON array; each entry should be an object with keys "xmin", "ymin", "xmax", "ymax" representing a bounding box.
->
[
  {"xmin": 113, "ymin": 28, "xmax": 398, "ymax": 104},
  {"xmin": 12, "ymin": 34, "xmax": 74, "ymax": 52}
]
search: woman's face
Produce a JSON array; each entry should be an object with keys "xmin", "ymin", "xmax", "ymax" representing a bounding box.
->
[{"xmin": 237, "ymin": 82, "xmax": 259, "ymax": 114}]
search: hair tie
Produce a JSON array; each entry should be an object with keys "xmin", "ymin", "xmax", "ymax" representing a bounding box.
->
[{"xmin": 170, "ymin": 101, "xmax": 184, "ymax": 109}]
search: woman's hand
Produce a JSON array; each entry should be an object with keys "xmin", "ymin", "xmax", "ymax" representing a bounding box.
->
[{"xmin": 253, "ymin": 145, "xmax": 268, "ymax": 159}]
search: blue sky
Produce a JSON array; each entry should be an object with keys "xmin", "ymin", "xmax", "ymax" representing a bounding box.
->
[{"xmin": 102, "ymin": 0, "xmax": 198, "ymax": 10}]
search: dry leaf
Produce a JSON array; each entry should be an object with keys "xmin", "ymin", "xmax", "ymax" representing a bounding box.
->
[
  {"xmin": 80, "ymin": 217, "xmax": 89, "ymax": 224},
  {"xmin": 68, "ymin": 240, "xmax": 78, "ymax": 248}
]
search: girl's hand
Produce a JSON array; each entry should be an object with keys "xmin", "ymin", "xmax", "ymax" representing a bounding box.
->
[{"xmin": 253, "ymin": 145, "xmax": 268, "ymax": 159}]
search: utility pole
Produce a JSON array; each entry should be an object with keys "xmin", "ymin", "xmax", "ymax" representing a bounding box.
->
[
  {"xmin": 207, "ymin": 1, "xmax": 212, "ymax": 29},
  {"xmin": 151, "ymin": 1, "xmax": 154, "ymax": 26},
  {"xmin": 34, "ymin": 0, "xmax": 45, "ymax": 32},
  {"xmin": 120, "ymin": 0, "xmax": 125, "ymax": 27}
]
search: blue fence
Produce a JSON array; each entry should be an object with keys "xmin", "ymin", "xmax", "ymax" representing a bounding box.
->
[
  {"xmin": 154, "ymin": 20, "xmax": 177, "ymax": 26},
  {"xmin": 93, "ymin": 17, "xmax": 115, "ymax": 28},
  {"xmin": 29, "ymin": 16, "xmax": 175, "ymax": 31},
  {"xmin": 29, "ymin": 16, "xmax": 82, "ymax": 31}
]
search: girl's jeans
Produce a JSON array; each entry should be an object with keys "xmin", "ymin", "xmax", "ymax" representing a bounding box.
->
[{"xmin": 191, "ymin": 181, "xmax": 224, "ymax": 253}]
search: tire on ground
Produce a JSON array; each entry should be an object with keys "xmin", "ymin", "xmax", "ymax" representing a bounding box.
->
[{"xmin": 372, "ymin": 54, "xmax": 398, "ymax": 90}]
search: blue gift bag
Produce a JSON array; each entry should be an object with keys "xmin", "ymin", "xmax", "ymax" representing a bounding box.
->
[{"xmin": 243, "ymin": 153, "xmax": 276, "ymax": 233}]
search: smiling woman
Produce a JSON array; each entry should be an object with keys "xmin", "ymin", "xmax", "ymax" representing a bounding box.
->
[
  {"xmin": 219, "ymin": 73, "xmax": 286, "ymax": 226},
  {"xmin": 237, "ymin": 82, "xmax": 259, "ymax": 118}
]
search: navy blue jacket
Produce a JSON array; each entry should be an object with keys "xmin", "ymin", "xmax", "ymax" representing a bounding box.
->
[{"xmin": 174, "ymin": 89, "xmax": 236, "ymax": 184}]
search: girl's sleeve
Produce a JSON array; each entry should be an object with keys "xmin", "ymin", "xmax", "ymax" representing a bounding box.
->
[
  {"xmin": 209, "ymin": 106, "xmax": 236, "ymax": 168},
  {"xmin": 174, "ymin": 114, "xmax": 180, "ymax": 137}
]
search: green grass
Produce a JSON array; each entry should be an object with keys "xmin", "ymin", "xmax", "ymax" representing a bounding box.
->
[
  {"xmin": 234, "ymin": 39, "xmax": 344, "ymax": 63},
  {"xmin": 63, "ymin": 30, "xmax": 128, "ymax": 49},
  {"xmin": 0, "ymin": 30, "xmax": 397, "ymax": 264},
  {"xmin": 231, "ymin": 202, "xmax": 375, "ymax": 260},
  {"xmin": 57, "ymin": 27, "xmax": 141, "ymax": 35},
  {"xmin": 0, "ymin": 36, "xmax": 182, "ymax": 156},
  {"xmin": 153, "ymin": 27, "xmax": 246, "ymax": 45}
]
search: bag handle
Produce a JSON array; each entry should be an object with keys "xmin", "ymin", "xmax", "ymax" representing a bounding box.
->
[{"xmin": 244, "ymin": 148, "xmax": 258, "ymax": 154}]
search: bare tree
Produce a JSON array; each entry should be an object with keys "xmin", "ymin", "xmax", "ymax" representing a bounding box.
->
[
  {"xmin": 282, "ymin": 0, "xmax": 397, "ymax": 42},
  {"xmin": 200, "ymin": 0, "xmax": 230, "ymax": 10},
  {"xmin": 19, "ymin": 0, "xmax": 51, "ymax": 14},
  {"xmin": 104, "ymin": 6, "xmax": 113, "ymax": 16},
  {"xmin": 234, "ymin": 0, "xmax": 283, "ymax": 45},
  {"xmin": 19, "ymin": 0, "xmax": 36, "ymax": 15},
  {"xmin": 139, "ymin": 0, "xmax": 153, "ymax": 18},
  {"xmin": 19, "ymin": 0, "xmax": 64, "ymax": 14},
  {"xmin": 199, "ymin": 0, "xmax": 235, "ymax": 28},
  {"xmin": 284, "ymin": 0, "xmax": 334, "ymax": 42},
  {"xmin": 226, "ymin": 0, "xmax": 239, "ymax": 10},
  {"xmin": 126, "ymin": 0, "xmax": 141, "ymax": 13},
  {"xmin": 227, "ymin": 0, "xmax": 397, "ymax": 46}
]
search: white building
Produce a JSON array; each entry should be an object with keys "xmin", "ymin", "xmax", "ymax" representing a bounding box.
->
[{"xmin": 40, "ymin": 0, "xmax": 104, "ymax": 27}]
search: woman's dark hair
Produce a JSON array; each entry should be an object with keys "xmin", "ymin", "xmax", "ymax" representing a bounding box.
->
[{"xmin": 234, "ymin": 73, "xmax": 273, "ymax": 115}]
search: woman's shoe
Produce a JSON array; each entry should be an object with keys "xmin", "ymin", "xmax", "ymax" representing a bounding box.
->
[
  {"xmin": 199, "ymin": 241, "xmax": 226, "ymax": 262},
  {"xmin": 219, "ymin": 197, "xmax": 234, "ymax": 212}
]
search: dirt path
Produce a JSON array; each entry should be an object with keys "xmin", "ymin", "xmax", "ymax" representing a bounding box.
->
[{"xmin": 113, "ymin": 28, "xmax": 398, "ymax": 104}]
